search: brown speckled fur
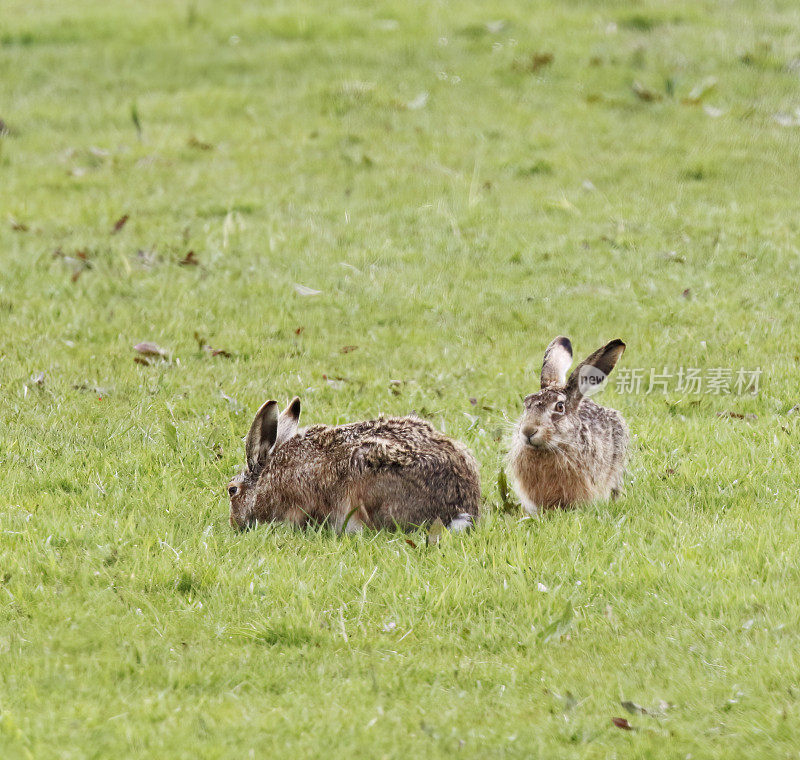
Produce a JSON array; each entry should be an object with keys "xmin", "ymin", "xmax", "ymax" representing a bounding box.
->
[
  {"xmin": 229, "ymin": 401, "xmax": 481, "ymax": 532},
  {"xmin": 508, "ymin": 337, "xmax": 629, "ymax": 513}
]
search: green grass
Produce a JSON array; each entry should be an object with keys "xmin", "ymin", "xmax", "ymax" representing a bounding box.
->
[{"xmin": 2, "ymin": 0, "xmax": 800, "ymax": 756}]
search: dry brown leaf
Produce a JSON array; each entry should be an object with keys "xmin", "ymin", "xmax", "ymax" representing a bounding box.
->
[
  {"xmin": 204, "ymin": 345, "xmax": 232, "ymax": 358},
  {"xmin": 133, "ymin": 341, "xmax": 169, "ymax": 358},
  {"xmin": 340, "ymin": 345, "xmax": 358, "ymax": 354},
  {"xmin": 632, "ymin": 81, "xmax": 662, "ymax": 102},
  {"xmin": 179, "ymin": 250, "xmax": 200, "ymax": 266},
  {"xmin": 611, "ymin": 717, "xmax": 635, "ymax": 730},
  {"xmin": 717, "ymin": 411, "xmax": 758, "ymax": 421},
  {"xmin": 514, "ymin": 52, "xmax": 554, "ymax": 72},
  {"xmin": 427, "ymin": 517, "xmax": 445, "ymax": 546},
  {"xmin": 188, "ymin": 136, "xmax": 214, "ymax": 150},
  {"xmin": 112, "ymin": 215, "xmax": 129, "ymax": 234}
]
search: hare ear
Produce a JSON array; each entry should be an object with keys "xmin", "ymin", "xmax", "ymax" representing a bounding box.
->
[
  {"xmin": 541, "ymin": 336, "xmax": 573, "ymax": 388},
  {"xmin": 245, "ymin": 400, "xmax": 279, "ymax": 472},
  {"xmin": 276, "ymin": 396, "xmax": 301, "ymax": 447},
  {"xmin": 565, "ymin": 339, "xmax": 626, "ymax": 403}
]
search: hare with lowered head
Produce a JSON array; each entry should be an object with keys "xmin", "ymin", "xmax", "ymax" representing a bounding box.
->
[
  {"xmin": 228, "ymin": 397, "xmax": 481, "ymax": 532},
  {"xmin": 508, "ymin": 337, "xmax": 628, "ymax": 515}
]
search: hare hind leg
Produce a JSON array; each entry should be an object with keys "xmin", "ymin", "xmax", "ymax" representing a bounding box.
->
[{"xmin": 332, "ymin": 501, "xmax": 370, "ymax": 534}]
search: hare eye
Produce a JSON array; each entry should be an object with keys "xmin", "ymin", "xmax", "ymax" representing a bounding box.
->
[
  {"xmin": 228, "ymin": 485, "xmax": 238, "ymax": 497},
  {"xmin": 554, "ymin": 401, "xmax": 565, "ymax": 414}
]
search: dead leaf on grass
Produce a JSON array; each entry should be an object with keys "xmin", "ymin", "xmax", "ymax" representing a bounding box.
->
[
  {"xmin": 513, "ymin": 52, "xmax": 554, "ymax": 72},
  {"xmin": 427, "ymin": 517, "xmax": 445, "ymax": 546},
  {"xmin": 717, "ymin": 411, "xmax": 758, "ymax": 421},
  {"xmin": 136, "ymin": 248, "xmax": 158, "ymax": 268},
  {"xmin": 73, "ymin": 382, "xmax": 111, "ymax": 396},
  {"xmin": 54, "ymin": 248, "xmax": 92, "ymax": 281},
  {"xmin": 9, "ymin": 217, "xmax": 28, "ymax": 232},
  {"xmin": 294, "ymin": 283, "xmax": 321, "ymax": 296},
  {"xmin": 340, "ymin": 345, "xmax": 358, "ymax": 354},
  {"xmin": 497, "ymin": 469, "xmax": 518, "ymax": 513},
  {"xmin": 682, "ymin": 76, "xmax": 717, "ymax": 105},
  {"xmin": 111, "ymin": 215, "xmax": 129, "ymax": 234},
  {"xmin": 188, "ymin": 136, "xmax": 214, "ymax": 150},
  {"xmin": 621, "ymin": 701, "xmax": 648, "ymax": 715},
  {"xmin": 612, "ymin": 717, "xmax": 635, "ymax": 730},
  {"xmin": 703, "ymin": 105, "xmax": 725, "ymax": 118},
  {"xmin": 192, "ymin": 332, "xmax": 232, "ymax": 358},
  {"xmin": 133, "ymin": 341, "xmax": 169, "ymax": 358},
  {"xmin": 632, "ymin": 81, "xmax": 662, "ymax": 102},
  {"xmin": 178, "ymin": 250, "xmax": 200, "ymax": 266}
]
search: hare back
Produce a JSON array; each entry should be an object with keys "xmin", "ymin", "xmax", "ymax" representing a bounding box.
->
[
  {"xmin": 303, "ymin": 416, "xmax": 455, "ymax": 451},
  {"xmin": 343, "ymin": 459, "xmax": 480, "ymax": 530},
  {"xmin": 272, "ymin": 416, "xmax": 481, "ymax": 528}
]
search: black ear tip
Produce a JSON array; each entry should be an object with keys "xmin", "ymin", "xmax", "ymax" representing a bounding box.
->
[
  {"xmin": 610, "ymin": 339, "xmax": 626, "ymax": 352},
  {"xmin": 288, "ymin": 396, "xmax": 301, "ymax": 416},
  {"xmin": 256, "ymin": 399, "xmax": 278, "ymax": 414},
  {"xmin": 555, "ymin": 336, "xmax": 572, "ymax": 349},
  {"xmin": 550, "ymin": 336, "xmax": 572, "ymax": 354}
]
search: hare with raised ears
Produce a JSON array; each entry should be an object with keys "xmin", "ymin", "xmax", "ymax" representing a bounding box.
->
[
  {"xmin": 508, "ymin": 337, "xmax": 628, "ymax": 515},
  {"xmin": 228, "ymin": 397, "xmax": 481, "ymax": 533}
]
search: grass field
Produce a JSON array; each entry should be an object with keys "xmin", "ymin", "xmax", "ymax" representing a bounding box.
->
[{"xmin": 3, "ymin": 0, "xmax": 800, "ymax": 756}]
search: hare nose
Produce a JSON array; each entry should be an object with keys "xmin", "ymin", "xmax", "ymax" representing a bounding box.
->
[{"xmin": 521, "ymin": 424, "xmax": 539, "ymax": 442}]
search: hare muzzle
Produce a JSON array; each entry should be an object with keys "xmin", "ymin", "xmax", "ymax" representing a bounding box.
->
[{"xmin": 520, "ymin": 423, "xmax": 545, "ymax": 448}]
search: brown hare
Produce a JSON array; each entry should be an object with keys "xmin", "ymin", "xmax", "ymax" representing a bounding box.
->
[
  {"xmin": 508, "ymin": 337, "xmax": 628, "ymax": 515},
  {"xmin": 228, "ymin": 397, "xmax": 481, "ymax": 532}
]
